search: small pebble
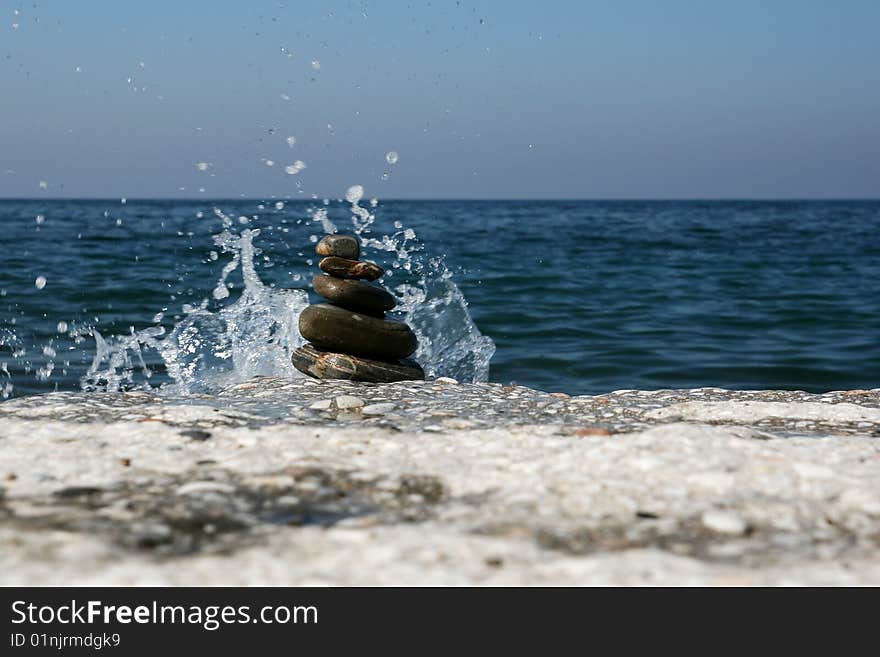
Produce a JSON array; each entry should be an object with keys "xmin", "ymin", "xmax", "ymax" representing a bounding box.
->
[
  {"xmin": 180, "ymin": 429, "xmax": 212, "ymax": 441},
  {"xmin": 362, "ymin": 402, "xmax": 396, "ymax": 416},
  {"xmin": 575, "ymin": 427, "xmax": 612, "ymax": 437},
  {"xmin": 434, "ymin": 377, "xmax": 459, "ymax": 385},
  {"xmin": 335, "ymin": 395, "xmax": 365, "ymax": 410},
  {"xmin": 309, "ymin": 399, "xmax": 333, "ymax": 411},
  {"xmin": 701, "ymin": 510, "xmax": 748, "ymax": 535},
  {"xmin": 175, "ymin": 481, "xmax": 236, "ymax": 496}
]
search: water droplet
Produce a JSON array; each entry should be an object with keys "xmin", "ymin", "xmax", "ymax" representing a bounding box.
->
[
  {"xmin": 286, "ymin": 136, "xmax": 296, "ymax": 147},
  {"xmin": 42, "ymin": 346, "xmax": 56, "ymax": 358},
  {"xmin": 284, "ymin": 160, "xmax": 306, "ymax": 175},
  {"xmin": 195, "ymin": 162, "xmax": 212, "ymax": 171},
  {"xmin": 75, "ymin": 66, "xmax": 82, "ymax": 73},
  {"xmin": 265, "ymin": 160, "xmax": 275, "ymax": 167},
  {"xmin": 274, "ymin": 201, "xmax": 285, "ymax": 210},
  {"xmin": 385, "ymin": 151, "xmax": 399, "ymax": 165},
  {"xmin": 280, "ymin": 93, "xmax": 290, "ymax": 101},
  {"xmin": 311, "ymin": 60, "xmax": 321, "ymax": 70},
  {"xmin": 38, "ymin": 180, "xmax": 47, "ymax": 189},
  {"xmin": 35, "ymin": 276, "xmax": 47, "ymax": 289},
  {"xmin": 56, "ymin": 321, "xmax": 68, "ymax": 333},
  {"xmin": 212, "ymin": 283, "xmax": 229, "ymax": 300},
  {"xmin": 345, "ymin": 185, "xmax": 364, "ymax": 204},
  {"xmin": 35, "ymin": 214, "xmax": 45, "ymax": 225}
]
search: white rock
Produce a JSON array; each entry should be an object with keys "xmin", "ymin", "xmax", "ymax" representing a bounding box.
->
[
  {"xmin": 3, "ymin": 381, "xmax": 880, "ymax": 586},
  {"xmin": 308, "ymin": 399, "xmax": 333, "ymax": 411},
  {"xmin": 701, "ymin": 510, "xmax": 748, "ymax": 535},
  {"xmin": 434, "ymin": 377, "xmax": 459, "ymax": 385},
  {"xmin": 362, "ymin": 403, "xmax": 396, "ymax": 416},
  {"xmin": 175, "ymin": 481, "xmax": 236, "ymax": 496},
  {"xmin": 335, "ymin": 396, "xmax": 365, "ymax": 410}
]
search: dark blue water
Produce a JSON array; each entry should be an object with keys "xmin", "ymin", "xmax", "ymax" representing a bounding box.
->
[{"xmin": 1, "ymin": 199, "xmax": 879, "ymax": 397}]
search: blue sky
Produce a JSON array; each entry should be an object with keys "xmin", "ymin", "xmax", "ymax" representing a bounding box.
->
[{"xmin": 1, "ymin": 0, "xmax": 878, "ymax": 198}]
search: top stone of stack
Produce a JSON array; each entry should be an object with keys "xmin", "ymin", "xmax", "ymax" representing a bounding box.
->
[{"xmin": 316, "ymin": 234, "xmax": 360, "ymax": 260}]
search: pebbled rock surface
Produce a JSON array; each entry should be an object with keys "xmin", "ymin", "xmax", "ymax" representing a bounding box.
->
[{"xmin": 1, "ymin": 379, "xmax": 879, "ymax": 585}]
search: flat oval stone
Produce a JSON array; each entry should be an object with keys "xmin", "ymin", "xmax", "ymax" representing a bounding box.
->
[
  {"xmin": 312, "ymin": 275, "xmax": 396, "ymax": 314},
  {"xmin": 319, "ymin": 256, "xmax": 384, "ymax": 281},
  {"xmin": 293, "ymin": 343, "xmax": 424, "ymax": 383},
  {"xmin": 316, "ymin": 235, "xmax": 359, "ymax": 260},
  {"xmin": 299, "ymin": 303, "xmax": 417, "ymax": 360}
]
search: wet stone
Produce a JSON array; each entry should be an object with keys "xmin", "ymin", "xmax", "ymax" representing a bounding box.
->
[
  {"xmin": 316, "ymin": 235, "xmax": 359, "ymax": 260},
  {"xmin": 292, "ymin": 344, "xmax": 424, "ymax": 383},
  {"xmin": 319, "ymin": 257, "xmax": 384, "ymax": 281},
  {"xmin": 299, "ymin": 303, "xmax": 417, "ymax": 360},
  {"xmin": 312, "ymin": 275, "xmax": 396, "ymax": 314}
]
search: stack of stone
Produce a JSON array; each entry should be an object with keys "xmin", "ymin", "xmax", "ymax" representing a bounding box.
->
[{"xmin": 292, "ymin": 234, "xmax": 424, "ymax": 382}]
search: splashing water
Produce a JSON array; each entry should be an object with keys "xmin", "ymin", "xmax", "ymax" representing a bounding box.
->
[
  {"xmin": 339, "ymin": 187, "xmax": 495, "ymax": 382},
  {"xmin": 76, "ymin": 192, "xmax": 493, "ymax": 395},
  {"xmin": 81, "ymin": 211, "xmax": 309, "ymax": 394}
]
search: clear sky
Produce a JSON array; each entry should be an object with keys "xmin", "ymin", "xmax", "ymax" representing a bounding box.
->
[{"xmin": 1, "ymin": 0, "xmax": 878, "ymax": 199}]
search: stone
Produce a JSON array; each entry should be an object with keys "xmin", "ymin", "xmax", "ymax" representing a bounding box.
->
[
  {"xmin": 316, "ymin": 234, "xmax": 360, "ymax": 260},
  {"xmin": 312, "ymin": 275, "xmax": 396, "ymax": 314},
  {"xmin": 308, "ymin": 399, "xmax": 333, "ymax": 411},
  {"xmin": 292, "ymin": 344, "xmax": 424, "ymax": 383},
  {"xmin": 701, "ymin": 510, "xmax": 748, "ymax": 535},
  {"xmin": 335, "ymin": 396, "xmax": 365, "ymax": 410},
  {"xmin": 4, "ymin": 384, "xmax": 880, "ymax": 585},
  {"xmin": 299, "ymin": 304, "xmax": 417, "ymax": 360},
  {"xmin": 175, "ymin": 481, "xmax": 236, "ymax": 496},
  {"xmin": 362, "ymin": 403, "xmax": 397, "ymax": 416},
  {"xmin": 319, "ymin": 257, "xmax": 384, "ymax": 281}
]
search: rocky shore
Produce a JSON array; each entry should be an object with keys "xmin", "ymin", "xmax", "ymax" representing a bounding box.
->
[{"xmin": 1, "ymin": 378, "xmax": 879, "ymax": 585}]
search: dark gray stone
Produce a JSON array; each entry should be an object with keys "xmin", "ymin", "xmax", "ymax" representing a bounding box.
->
[
  {"xmin": 312, "ymin": 275, "xmax": 396, "ymax": 314},
  {"xmin": 298, "ymin": 303, "xmax": 417, "ymax": 360},
  {"xmin": 319, "ymin": 256, "xmax": 384, "ymax": 281},
  {"xmin": 292, "ymin": 343, "xmax": 424, "ymax": 382},
  {"xmin": 316, "ymin": 235, "xmax": 360, "ymax": 260}
]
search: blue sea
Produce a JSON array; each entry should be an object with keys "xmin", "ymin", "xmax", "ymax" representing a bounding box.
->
[{"xmin": 1, "ymin": 199, "xmax": 879, "ymax": 398}]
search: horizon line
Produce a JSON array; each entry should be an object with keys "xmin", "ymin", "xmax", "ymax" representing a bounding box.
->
[{"xmin": 1, "ymin": 196, "xmax": 879, "ymax": 203}]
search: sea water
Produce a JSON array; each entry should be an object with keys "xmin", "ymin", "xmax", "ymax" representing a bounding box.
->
[{"xmin": 1, "ymin": 199, "xmax": 878, "ymax": 397}]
